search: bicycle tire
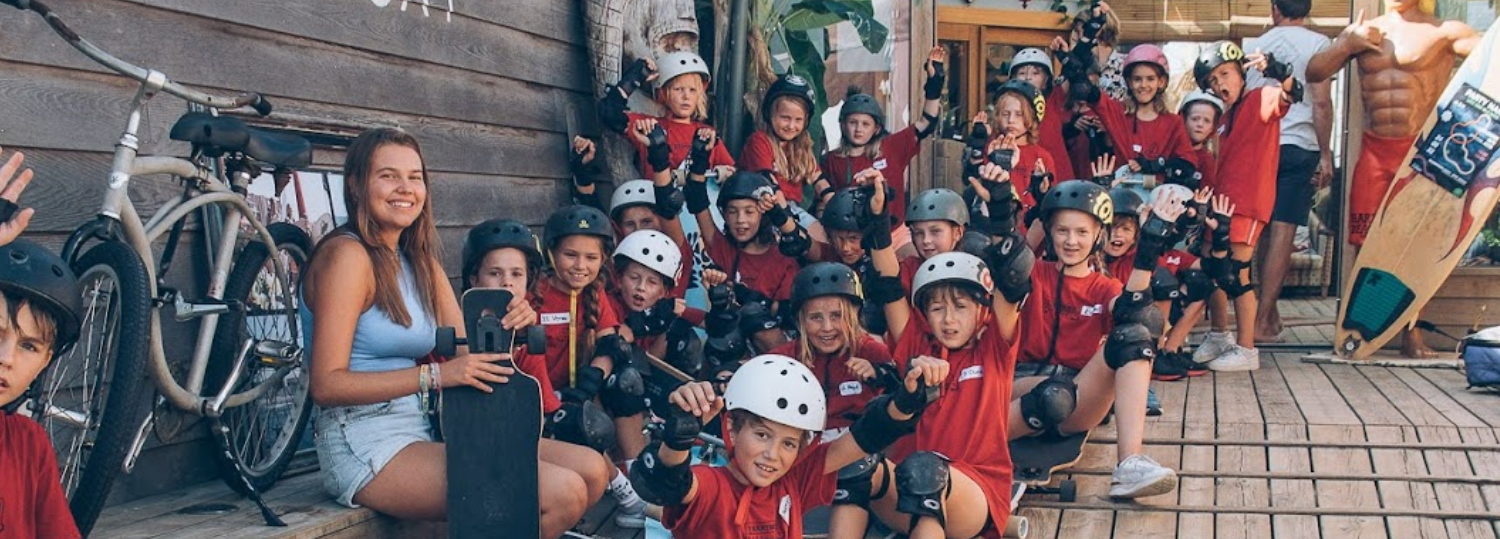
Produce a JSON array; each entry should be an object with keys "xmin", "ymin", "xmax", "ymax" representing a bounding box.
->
[
  {"xmin": 206, "ymin": 222, "xmax": 313, "ymax": 495},
  {"xmin": 34, "ymin": 239, "xmax": 153, "ymax": 537}
]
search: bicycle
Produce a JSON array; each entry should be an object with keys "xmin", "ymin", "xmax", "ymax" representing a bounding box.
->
[{"xmin": 5, "ymin": 0, "xmax": 316, "ymax": 534}]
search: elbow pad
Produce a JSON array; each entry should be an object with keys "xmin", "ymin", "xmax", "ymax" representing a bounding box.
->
[
  {"xmin": 850, "ymin": 394, "xmax": 921, "ymax": 455},
  {"xmin": 654, "ymin": 184, "xmax": 684, "ymax": 219},
  {"xmin": 684, "ymin": 180, "xmax": 711, "ymax": 215}
]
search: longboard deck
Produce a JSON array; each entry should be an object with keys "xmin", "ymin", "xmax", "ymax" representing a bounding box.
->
[
  {"xmin": 1337, "ymin": 28, "xmax": 1500, "ymax": 359},
  {"xmin": 444, "ymin": 289, "xmax": 543, "ymax": 538},
  {"xmin": 1010, "ymin": 430, "xmax": 1089, "ymax": 484}
]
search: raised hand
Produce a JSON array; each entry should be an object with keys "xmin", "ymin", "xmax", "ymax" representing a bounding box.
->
[{"xmin": 0, "ymin": 146, "xmax": 36, "ymax": 245}]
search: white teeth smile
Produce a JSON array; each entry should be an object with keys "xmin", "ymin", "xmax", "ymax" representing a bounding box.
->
[
  {"xmin": 756, "ymin": 463, "xmax": 775, "ymax": 474},
  {"xmin": 391, "ymin": 201, "xmax": 415, "ymax": 208}
]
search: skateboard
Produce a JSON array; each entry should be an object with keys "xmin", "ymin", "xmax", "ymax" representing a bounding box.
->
[
  {"xmin": 1336, "ymin": 28, "xmax": 1500, "ymax": 359},
  {"xmin": 439, "ymin": 288, "xmax": 548, "ymax": 539},
  {"xmin": 1009, "ymin": 430, "xmax": 1088, "ymax": 502}
]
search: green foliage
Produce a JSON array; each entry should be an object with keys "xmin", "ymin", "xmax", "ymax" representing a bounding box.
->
[{"xmin": 756, "ymin": 0, "xmax": 889, "ymax": 147}]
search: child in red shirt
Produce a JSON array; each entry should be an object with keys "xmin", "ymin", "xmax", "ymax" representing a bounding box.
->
[
  {"xmin": 597, "ymin": 52, "xmax": 735, "ymax": 179},
  {"xmin": 770, "ymin": 262, "xmax": 896, "ymax": 538},
  {"xmin": 636, "ymin": 354, "xmax": 931, "ymax": 539},
  {"xmin": 1007, "ymin": 180, "xmax": 1184, "ymax": 499},
  {"xmin": 973, "ymin": 81, "xmax": 1057, "ymax": 235},
  {"xmin": 860, "ymin": 166, "xmax": 1026, "ymax": 538},
  {"xmin": 1192, "ymin": 41, "xmax": 1300, "ymax": 371},
  {"xmin": 690, "ymin": 170, "xmax": 807, "ymax": 310},
  {"xmin": 1067, "ymin": 44, "xmax": 1199, "ymax": 185},
  {"xmin": 1177, "ymin": 90, "xmax": 1244, "ymax": 368},
  {"xmin": 609, "ymin": 230, "xmax": 711, "ymax": 391},
  {"xmin": 0, "ymin": 239, "xmax": 84, "ymax": 539},
  {"xmin": 899, "ymin": 187, "xmax": 971, "ymax": 294},
  {"xmin": 742, "ymin": 74, "xmax": 823, "ymax": 206},
  {"xmin": 459, "ymin": 218, "xmax": 630, "ymax": 524},
  {"xmin": 823, "ymin": 47, "xmax": 950, "ymax": 253},
  {"xmin": 1006, "ymin": 47, "xmax": 1077, "ymax": 182}
]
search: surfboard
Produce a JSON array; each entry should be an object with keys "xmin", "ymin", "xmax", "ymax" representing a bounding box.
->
[{"xmin": 1335, "ymin": 28, "xmax": 1500, "ymax": 359}]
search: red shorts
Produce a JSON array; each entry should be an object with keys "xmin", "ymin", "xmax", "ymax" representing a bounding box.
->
[
  {"xmin": 1349, "ymin": 132, "xmax": 1418, "ymax": 247},
  {"xmin": 1230, "ymin": 215, "xmax": 1265, "ymax": 247}
]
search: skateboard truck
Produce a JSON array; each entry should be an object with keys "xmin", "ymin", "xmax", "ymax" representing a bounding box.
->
[{"xmin": 434, "ymin": 289, "xmax": 546, "ymax": 356}]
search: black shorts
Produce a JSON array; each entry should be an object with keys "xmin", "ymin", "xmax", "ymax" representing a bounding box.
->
[{"xmin": 1271, "ymin": 145, "xmax": 1320, "ymax": 226}]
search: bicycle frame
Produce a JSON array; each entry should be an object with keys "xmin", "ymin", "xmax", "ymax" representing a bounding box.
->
[{"xmin": 63, "ymin": 76, "xmax": 293, "ymax": 419}]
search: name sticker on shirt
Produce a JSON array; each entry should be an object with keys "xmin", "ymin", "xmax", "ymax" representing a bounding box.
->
[
  {"xmin": 1132, "ymin": 144, "xmax": 1143, "ymax": 153},
  {"xmin": 839, "ymin": 381, "xmax": 864, "ymax": 396},
  {"xmin": 1080, "ymin": 304, "xmax": 1105, "ymax": 317},
  {"xmin": 873, "ymin": 158, "xmax": 888, "ymax": 171},
  {"xmin": 959, "ymin": 365, "xmax": 984, "ymax": 382},
  {"xmin": 779, "ymin": 495, "xmax": 792, "ymax": 524},
  {"xmin": 1165, "ymin": 255, "xmax": 1182, "ymax": 266},
  {"xmin": 540, "ymin": 312, "xmax": 571, "ymax": 325}
]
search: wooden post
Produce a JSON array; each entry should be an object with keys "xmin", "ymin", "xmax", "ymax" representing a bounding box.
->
[{"xmin": 913, "ymin": 0, "xmax": 937, "ymax": 194}]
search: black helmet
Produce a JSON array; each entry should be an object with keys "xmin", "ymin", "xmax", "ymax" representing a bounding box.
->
[
  {"xmin": 762, "ymin": 73, "xmax": 816, "ymax": 125},
  {"xmin": 1194, "ymin": 41, "xmax": 1245, "ymax": 90},
  {"xmin": 790, "ymin": 262, "xmax": 863, "ymax": 313},
  {"xmin": 1041, "ymin": 180, "xmax": 1114, "ymax": 226},
  {"xmin": 462, "ymin": 219, "xmax": 542, "ymax": 283},
  {"xmin": 0, "ymin": 240, "xmax": 82, "ymax": 354},
  {"xmin": 820, "ymin": 188, "xmax": 863, "ymax": 232},
  {"xmin": 906, "ymin": 188, "xmax": 969, "ymax": 227},
  {"xmin": 716, "ymin": 171, "xmax": 776, "ymax": 209},
  {"xmin": 840, "ymin": 89, "xmax": 886, "ymax": 133},
  {"xmin": 543, "ymin": 205, "xmax": 614, "ymax": 251},
  {"xmin": 1108, "ymin": 187, "xmax": 1146, "ymax": 221},
  {"xmin": 994, "ymin": 79, "xmax": 1046, "ymax": 124}
]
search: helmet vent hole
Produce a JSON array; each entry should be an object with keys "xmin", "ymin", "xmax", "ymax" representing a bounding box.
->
[
  {"xmin": 777, "ymin": 398, "xmax": 789, "ymax": 409},
  {"xmin": 798, "ymin": 404, "xmax": 809, "ymax": 415},
  {"xmin": 9, "ymin": 251, "xmax": 25, "ymax": 262},
  {"xmin": 51, "ymin": 266, "xmax": 63, "ymax": 277},
  {"xmin": 780, "ymin": 369, "xmax": 789, "ymax": 376}
]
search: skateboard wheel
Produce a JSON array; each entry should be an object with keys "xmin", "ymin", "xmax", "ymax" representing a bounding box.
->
[
  {"xmin": 1004, "ymin": 515, "xmax": 1030, "ymax": 539},
  {"xmin": 1059, "ymin": 480, "xmax": 1077, "ymax": 502},
  {"xmin": 435, "ymin": 326, "xmax": 457, "ymax": 357}
]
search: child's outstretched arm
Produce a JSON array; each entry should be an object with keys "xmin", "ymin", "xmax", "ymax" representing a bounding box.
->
[
  {"xmin": 969, "ymin": 162, "xmax": 1030, "ymax": 342},
  {"xmin": 860, "ymin": 171, "xmax": 912, "ymax": 342},
  {"xmin": 685, "ymin": 129, "xmax": 724, "ymax": 250},
  {"xmin": 631, "ymin": 381, "xmax": 720, "ymax": 506},
  {"xmin": 823, "ymin": 356, "xmax": 948, "ymax": 473},
  {"xmin": 912, "ymin": 46, "xmax": 949, "ymax": 140},
  {"xmin": 599, "ymin": 58, "xmax": 657, "ymax": 134}
]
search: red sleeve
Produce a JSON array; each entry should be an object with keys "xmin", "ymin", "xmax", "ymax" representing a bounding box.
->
[
  {"xmin": 887, "ymin": 125, "xmax": 922, "ymax": 169},
  {"xmin": 739, "ymin": 132, "xmax": 775, "ymax": 173},
  {"xmin": 519, "ymin": 351, "xmax": 561, "ymax": 414},
  {"xmin": 858, "ymin": 336, "xmax": 893, "ymax": 364},
  {"xmin": 1258, "ymin": 87, "xmax": 1290, "ymax": 122},
  {"xmin": 27, "ymin": 422, "xmax": 82, "ymax": 539},
  {"xmin": 673, "ymin": 242, "xmax": 693, "ymax": 299},
  {"xmin": 1092, "ymin": 95, "xmax": 1135, "ymax": 161},
  {"xmin": 597, "ymin": 292, "xmax": 622, "ymax": 330},
  {"xmin": 712, "ymin": 138, "xmax": 736, "ymax": 168},
  {"xmin": 792, "ymin": 442, "xmax": 838, "ymax": 509},
  {"xmin": 681, "ymin": 307, "xmax": 707, "ymax": 327},
  {"xmin": 772, "ymin": 262, "xmax": 796, "ymax": 302},
  {"xmin": 662, "ymin": 466, "xmax": 724, "ymax": 529}
]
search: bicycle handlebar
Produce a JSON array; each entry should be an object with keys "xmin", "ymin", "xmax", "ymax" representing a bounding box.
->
[{"xmin": 5, "ymin": 0, "xmax": 274, "ymax": 116}]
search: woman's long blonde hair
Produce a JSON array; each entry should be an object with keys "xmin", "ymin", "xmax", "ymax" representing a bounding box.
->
[
  {"xmin": 795, "ymin": 296, "xmax": 865, "ymax": 369},
  {"xmin": 762, "ymin": 96, "xmax": 820, "ymax": 189},
  {"xmin": 329, "ymin": 127, "xmax": 441, "ymax": 327}
]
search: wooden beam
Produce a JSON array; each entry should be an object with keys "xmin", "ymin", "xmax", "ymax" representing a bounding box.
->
[{"xmin": 936, "ymin": 6, "xmax": 1070, "ymax": 30}]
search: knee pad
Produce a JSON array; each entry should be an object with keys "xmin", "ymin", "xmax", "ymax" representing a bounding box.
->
[
  {"xmin": 1177, "ymin": 268, "xmax": 1214, "ymax": 304},
  {"xmin": 600, "ymin": 366, "xmax": 649, "ymax": 417},
  {"xmin": 1019, "ymin": 376, "xmax": 1077, "ymax": 432},
  {"xmin": 1217, "ymin": 258, "xmax": 1252, "ymax": 298},
  {"xmin": 1105, "ymin": 322, "xmax": 1159, "ymax": 370},
  {"xmin": 548, "ymin": 400, "xmax": 617, "ymax": 453},
  {"xmin": 1150, "ymin": 267, "xmax": 1181, "ymax": 302},
  {"xmin": 833, "ymin": 453, "xmax": 884, "ymax": 507},
  {"xmin": 895, "ymin": 451, "xmax": 952, "ymax": 526},
  {"xmin": 1112, "ymin": 290, "xmax": 1157, "ymax": 329}
]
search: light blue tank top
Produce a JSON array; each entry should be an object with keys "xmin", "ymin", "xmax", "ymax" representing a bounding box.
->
[{"xmin": 302, "ymin": 254, "xmax": 436, "ymax": 373}]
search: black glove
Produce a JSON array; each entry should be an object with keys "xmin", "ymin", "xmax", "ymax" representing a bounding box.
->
[
  {"xmin": 646, "ymin": 125, "xmax": 671, "ymax": 172},
  {"xmin": 626, "ymin": 298, "xmax": 679, "ymax": 337},
  {"xmin": 765, "ymin": 203, "xmax": 791, "ymax": 228},
  {"xmin": 891, "ymin": 369, "xmax": 937, "ymax": 416},
  {"xmin": 1210, "ymin": 207, "xmax": 1233, "ymax": 253},
  {"xmin": 618, "ymin": 58, "xmax": 653, "ymax": 97},
  {"xmin": 924, "ymin": 60, "xmax": 946, "ymax": 100},
  {"xmin": 1133, "ymin": 157, "xmax": 1166, "ymax": 175},
  {"xmin": 965, "ymin": 121, "xmax": 991, "ymax": 162},
  {"xmin": 869, "ymin": 362, "xmax": 902, "ymax": 394},
  {"xmin": 1260, "ymin": 52, "xmax": 1292, "ymax": 82},
  {"xmin": 689, "ymin": 133, "xmax": 713, "ymax": 176},
  {"xmin": 561, "ymin": 365, "xmax": 607, "ymax": 404},
  {"xmin": 1135, "ymin": 214, "xmax": 1175, "ymax": 271},
  {"xmin": 660, "ymin": 406, "xmax": 703, "ymax": 452}
]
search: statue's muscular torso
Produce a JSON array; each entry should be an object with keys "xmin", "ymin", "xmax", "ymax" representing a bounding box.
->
[{"xmin": 1354, "ymin": 15, "xmax": 1470, "ymax": 137}]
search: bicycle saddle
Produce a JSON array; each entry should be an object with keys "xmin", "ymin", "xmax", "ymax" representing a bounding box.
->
[{"xmin": 169, "ymin": 112, "xmax": 312, "ymax": 168}]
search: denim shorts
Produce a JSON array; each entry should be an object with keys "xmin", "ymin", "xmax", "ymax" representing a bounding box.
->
[{"xmin": 314, "ymin": 394, "xmax": 433, "ymax": 507}]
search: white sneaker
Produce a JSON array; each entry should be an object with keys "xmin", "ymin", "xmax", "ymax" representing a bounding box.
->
[
  {"xmin": 1207, "ymin": 345, "xmax": 1260, "ymax": 372},
  {"xmin": 609, "ymin": 473, "xmax": 648, "ymax": 529},
  {"xmin": 1192, "ymin": 331, "xmax": 1234, "ymax": 365},
  {"xmin": 1109, "ymin": 454, "xmax": 1179, "ymax": 498}
]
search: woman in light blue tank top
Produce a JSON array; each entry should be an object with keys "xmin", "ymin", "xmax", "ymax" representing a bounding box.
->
[{"xmin": 302, "ymin": 129, "xmax": 605, "ymax": 536}]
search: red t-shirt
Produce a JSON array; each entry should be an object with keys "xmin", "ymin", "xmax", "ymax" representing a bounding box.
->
[
  {"xmin": 822, "ymin": 125, "xmax": 922, "ymax": 223},
  {"xmin": 1093, "ymin": 96, "xmax": 1198, "ymax": 170},
  {"xmin": 707, "ymin": 240, "xmax": 797, "ymax": 302},
  {"xmin": 897, "ymin": 255, "xmax": 925, "ymax": 299},
  {"xmin": 740, "ymin": 131, "xmax": 820, "ymax": 204},
  {"xmin": 512, "ymin": 347, "xmax": 561, "ymax": 415},
  {"xmin": 535, "ymin": 281, "xmax": 623, "ymax": 391},
  {"xmin": 770, "ymin": 335, "xmax": 893, "ymax": 431},
  {"xmin": 1215, "ymin": 87, "xmax": 1288, "ymax": 223},
  {"xmin": 624, "ymin": 112, "xmax": 735, "ymax": 177},
  {"xmin": 887, "ymin": 313, "xmax": 1017, "ymax": 538},
  {"xmin": 1195, "ymin": 147, "xmax": 1218, "ymax": 191},
  {"xmin": 662, "ymin": 442, "xmax": 837, "ymax": 539},
  {"xmin": 1018, "ymin": 263, "xmax": 1124, "ymax": 371},
  {"xmin": 1105, "ymin": 248, "xmax": 1198, "ymax": 288},
  {"xmin": 0, "ymin": 414, "xmax": 81, "ymax": 539},
  {"xmin": 1038, "ymin": 87, "xmax": 1076, "ymax": 180}
]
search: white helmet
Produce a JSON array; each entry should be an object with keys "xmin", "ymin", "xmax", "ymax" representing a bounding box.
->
[
  {"xmin": 1178, "ymin": 90, "xmax": 1225, "ymax": 117},
  {"xmin": 609, "ymin": 180, "xmax": 656, "ymax": 217},
  {"xmin": 1149, "ymin": 183, "xmax": 1194, "ymax": 207},
  {"xmin": 723, "ymin": 354, "xmax": 827, "ymax": 433},
  {"xmin": 910, "ymin": 252, "xmax": 993, "ymax": 306},
  {"xmin": 655, "ymin": 51, "xmax": 711, "ymax": 89},
  {"xmin": 614, "ymin": 229, "xmax": 682, "ymax": 286},
  {"xmin": 1009, "ymin": 48, "xmax": 1053, "ymax": 79}
]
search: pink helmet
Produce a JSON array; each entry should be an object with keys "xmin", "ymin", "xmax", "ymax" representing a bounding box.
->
[{"xmin": 1122, "ymin": 44, "xmax": 1169, "ymax": 77}]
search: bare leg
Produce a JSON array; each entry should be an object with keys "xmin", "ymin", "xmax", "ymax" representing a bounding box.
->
[
  {"xmin": 830, "ymin": 459, "xmax": 891, "ymax": 539},
  {"xmin": 1401, "ymin": 324, "xmax": 1440, "ymax": 358},
  {"xmin": 536, "ymin": 460, "xmax": 592, "ymax": 539},
  {"xmin": 539, "ymin": 438, "xmax": 610, "ymax": 505},
  {"xmin": 1254, "ymin": 222, "xmax": 1297, "ymax": 342},
  {"xmin": 613, "ymin": 413, "xmax": 647, "ymax": 461},
  {"xmin": 871, "ymin": 464, "xmax": 991, "ymax": 539},
  {"xmin": 1208, "ymin": 290, "xmax": 1230, "ymax": 333}
]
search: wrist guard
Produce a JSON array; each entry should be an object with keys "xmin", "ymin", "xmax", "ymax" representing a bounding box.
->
[
  {"xmin": 653, "ymin": 184, "xmax": 684, "ymax": 219},
  {"xmin": 924, "ymin": 61, "xmax": 946, "ymax": 100},
  {"xmin": 1135, "ymin": 214, "xmax": 1174, "ymax": 271},
  {"xmin": 689, "ymin": 134, "xmax": 713, "ymax": 176},
  {"xmin": 646, "ymin": 126, "xmax": 671, "ymax": 172},
  {"xmin": 684, "ymin": 180, "xmax": 710, "ymax": 214}
]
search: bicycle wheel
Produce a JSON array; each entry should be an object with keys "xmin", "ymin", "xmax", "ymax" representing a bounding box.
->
[
  {"xmin": 34, "ymin": 239, "xmax": 153, "ymax": 537},
  {"xmin": 206, "ymin": 222, "xmax": 313, "ymax": 495}
]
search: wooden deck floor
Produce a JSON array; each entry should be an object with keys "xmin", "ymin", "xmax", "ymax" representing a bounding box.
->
[{"xmin": 93, "ymin": 299, "xmax": 1500, "ymax": 539}]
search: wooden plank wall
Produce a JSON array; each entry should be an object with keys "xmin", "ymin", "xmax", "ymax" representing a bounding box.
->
[{"xmin": 0, "ymin": 0, "xmax": 589, "ymax": 502}]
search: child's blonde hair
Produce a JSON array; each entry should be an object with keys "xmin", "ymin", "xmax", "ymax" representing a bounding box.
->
[
  {"xmin": 989, "ymin": 92, "xmax": 1040, "ymax": 145},
  {"xmin": 763, "ymin": 97, "xmax": 820, "ymax": 190},
  {"xmin": 795, "ymin": 297, "xmax": 865, "ymax": 369},
  {"xmin": 655, "ymin": 73, "xmax": 710, "ymax": 122}
]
